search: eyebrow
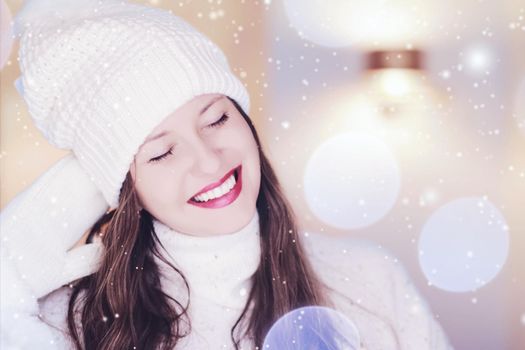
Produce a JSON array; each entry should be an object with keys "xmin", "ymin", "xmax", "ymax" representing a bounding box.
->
[
  {"xmin": 142, "ymin": 95, "xmax": 224, "ymax": 146},
  {"xmin": 143, "ymin": 130, "xmax": 169, "ymax": 145},
  {"xmin": 199, "ymin": 95, "xmax": 224, "ymax": 115}
]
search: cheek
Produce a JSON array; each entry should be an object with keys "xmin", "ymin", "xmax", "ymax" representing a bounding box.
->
[
  {"xmin": 237, "ymin": 127, "xmax": 261, "ymax": 188},
  {"xmin": 134, "ymin": 168, "xmax": 179, "ymax": 208},
  {"xmin": 245, "ymin": 132, "xmax": 260, "ymax": 167},
  {"xmin": 234, "ymin": 121, "xmax": 258, "ymax": 151}
]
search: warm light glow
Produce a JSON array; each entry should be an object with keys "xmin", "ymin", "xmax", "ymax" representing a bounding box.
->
[
  {"xmin": 283, "ymin": 0, "xmax": 444, "ymax": 48},
  {"xmin": 379, "ymin": 70, "xmax": 412, "ymax": 97},
  {"xmin": 282, "ymin": 0, "xmax": 494, "ymax": 49},
  {"xmin": 329, "ymin": 69, "xmax": 447, "ymax": 151}
]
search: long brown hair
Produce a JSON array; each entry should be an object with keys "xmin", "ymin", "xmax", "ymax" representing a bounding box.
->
[{"xmin": 66, "ymin": 99, "xmax": 332, "ymax": 349}]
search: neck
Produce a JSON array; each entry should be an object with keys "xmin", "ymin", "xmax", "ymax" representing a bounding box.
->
[{"xmin": 151, "ymin": 212, "xmax": 261, "ymax": 309}]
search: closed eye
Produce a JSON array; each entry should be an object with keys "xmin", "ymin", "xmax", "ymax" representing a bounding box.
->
[
  {"xmin": 208, "ymin": 113, "xmax": 229, "ymax": 128},
  {"xmin": 149, "ymin": 147, "xmax": 173, "ymax": 163}
]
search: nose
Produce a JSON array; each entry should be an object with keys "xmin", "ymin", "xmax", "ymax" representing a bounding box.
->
[{"xmin": 190, "ymin": 138, "xmax": 221, "ymax": 176}]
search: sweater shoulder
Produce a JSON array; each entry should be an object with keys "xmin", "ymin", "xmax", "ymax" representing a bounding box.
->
[
  {"xmin": 300, "ymin": 232, "xmax": 451, "ymax": 350},
  {"xmin": 301, "ymin": 232, "xmax": 398, "ymax": 289},
  {"xmin": 301, "ymin": 232, "xmax": 405, "ymax": 318}
]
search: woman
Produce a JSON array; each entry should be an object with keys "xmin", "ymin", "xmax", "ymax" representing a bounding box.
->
[{"xmin": 0, "ymin": 0, "xmax": 450, "ymax": 349}]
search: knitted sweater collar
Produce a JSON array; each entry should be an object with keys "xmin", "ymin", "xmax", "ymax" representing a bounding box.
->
[{"xmin": 151, "ymin": 211, "xmax": 261, "ymax": 309}]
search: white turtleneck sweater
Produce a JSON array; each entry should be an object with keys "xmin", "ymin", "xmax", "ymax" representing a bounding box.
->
[
  {"xmin": 0, "ymin": 155, "xmax": 451, "ymax": 349},
  {"xmin": 151, "ymin": 214, "xmax": 261, "ymax": 349}
]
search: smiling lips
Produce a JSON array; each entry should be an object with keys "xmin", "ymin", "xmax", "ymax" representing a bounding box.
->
[{"xmin": 188, "ymin": 165, "xmax": 243, "ymax": 209}]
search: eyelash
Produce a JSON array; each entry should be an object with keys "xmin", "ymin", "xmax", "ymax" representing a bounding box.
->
[
  {"xmin": 149, "ymin": 148, "xmax": 173, "ymax": 163},
  {"xmin": 148, "ymin": 113, "xmax": 230, "ymax": 163},
  {"xmin": 209, "ymin": 113, "xmax": 229, "ymax": 128}
]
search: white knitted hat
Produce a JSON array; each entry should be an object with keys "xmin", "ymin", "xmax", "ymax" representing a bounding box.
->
[{"xmin": 14, "ymin": 0, "xmax": 250, "ymax": 208}]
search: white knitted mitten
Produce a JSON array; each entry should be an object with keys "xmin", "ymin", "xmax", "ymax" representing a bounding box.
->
[{"xmin": 0, "ymin": 153, "xmax": 108, "ymax": 299}]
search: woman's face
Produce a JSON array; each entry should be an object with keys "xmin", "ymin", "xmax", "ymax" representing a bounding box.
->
[{"xmin": 130, "ymin": 94, "xmax": 261, "ymax": 236}]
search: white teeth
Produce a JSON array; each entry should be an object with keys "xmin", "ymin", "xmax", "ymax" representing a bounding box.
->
[{"xmin": 192, "ymin": 172, "xmax": 237, "ymax": 202}]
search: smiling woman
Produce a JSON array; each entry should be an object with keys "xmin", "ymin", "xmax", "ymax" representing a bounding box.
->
[
  {"xmin": 0, "ymin": 1, "xmax": 451, "ymax": 350},
  {"xmin": 129, "ymin": 94, "xmax": 261, "ymax": 236}
]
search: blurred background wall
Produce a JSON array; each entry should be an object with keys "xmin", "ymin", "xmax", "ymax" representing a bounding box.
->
[{"xmin": 1, "ymin": 1, "xmax": 524, "ymax": 349}]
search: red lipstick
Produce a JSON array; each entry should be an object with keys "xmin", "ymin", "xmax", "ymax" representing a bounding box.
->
[{"xmin": 188, "ymin": 165, "xmax": 242, "ymax": 209}]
